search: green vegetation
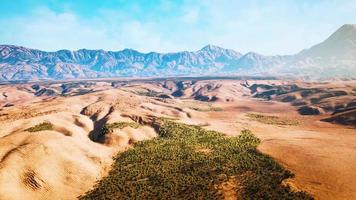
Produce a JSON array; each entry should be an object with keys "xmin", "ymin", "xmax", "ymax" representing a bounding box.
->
[
  {"xmin": 246, "ymin": 113, "xmax": 299, "ymax": 126},
  {"xmin": 101, "ymin": 122, "xmax": 140, "ymax": 135},
  {"xmin": 25, "ymin": 121, "xmax": 53, "ymax": 132},
  {"xmin": 80, "ymin": 120, "xmax": 311, "ymax": 200}
]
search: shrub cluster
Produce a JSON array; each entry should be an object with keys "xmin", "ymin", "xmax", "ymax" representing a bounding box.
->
[
  {"xmin": 100, "ymin": 122, "xmax": 140, "ymax": 137},
  {"xmin": 80, "ymin": 120, "xmax": 311, "ymax": 200}
]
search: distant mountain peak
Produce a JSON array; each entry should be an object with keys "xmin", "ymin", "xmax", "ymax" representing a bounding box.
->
[
  {"xmin": 198, "ymin": 44, "xmax": 242, "ymax": 58},
  {"xmin": 329, "ymin": 23, "xmax": 356, "ymax": 40},
  {"xmin": 121, "ymin": 48, "xmax": 141, "ymax": 54},
  {"xmin": 340, "ymin": 24, "xmax": 356, "ymax": 29},
  {"xmin": 200, "ymin": 44, "xmax": 224, "ymax": 51}
]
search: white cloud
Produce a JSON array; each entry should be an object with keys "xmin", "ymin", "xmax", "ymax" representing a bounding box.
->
[
  {"xmin": 0, "ymin": 7, "xmax": 119, "ymax": 51},
  {"xmin": 0, "ymin": 6, "xmax": 181, "ymax": 53},
  {"xmin": 0, "ymin": 1, "xmax": 356, "ymax": 55}
]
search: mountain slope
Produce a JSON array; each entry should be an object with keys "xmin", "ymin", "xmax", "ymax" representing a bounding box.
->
[
  {"xmin": 282, "ymin": 24, "xmax": 356, "ymax": 79},
  {"xmin": 298, "ymin": 24, "xmax": 356, "ymax": 59}
]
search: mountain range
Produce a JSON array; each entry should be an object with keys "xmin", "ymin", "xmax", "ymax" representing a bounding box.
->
[{"xmin": 1, "ymin": 24, "xmax": 356, "ymax": 81}]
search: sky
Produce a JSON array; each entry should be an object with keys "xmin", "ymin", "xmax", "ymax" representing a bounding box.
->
[{"xmin": 0, "ymin": 0, "xmax": 355, "ymax": 55}]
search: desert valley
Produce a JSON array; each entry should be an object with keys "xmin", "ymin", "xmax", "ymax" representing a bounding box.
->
[{"xmin": 0, "ymin": 77, "xmax": 355, "ymax": 199}]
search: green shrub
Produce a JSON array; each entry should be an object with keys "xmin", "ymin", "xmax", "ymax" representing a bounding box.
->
[
  {"xmin": 80, "ymin": 120, "xmax": 312, "ymax": 200},
  {"xmin": 25, "ymin": 121, "xmax": 53, "ymax": 132}
]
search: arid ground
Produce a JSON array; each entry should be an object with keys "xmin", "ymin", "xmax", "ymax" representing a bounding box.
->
[{"xmin": 0, "ymin": 78, "xmax": 355, "ymax": 200}]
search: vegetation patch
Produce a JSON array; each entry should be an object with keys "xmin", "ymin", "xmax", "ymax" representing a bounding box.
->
[
  {"xmin": 25, "ymin": 121, "xmax": 53, "ymax": 132},
  {"xmin": 246, "ymin": 113, "xmax": 299, "ymax": 126},
  {"xmin": 80, "ymin": 120, "xmax": 311, "ymax": 199},
  {"xmin": 136, "ymin": 90, "xmax": 161, "ymax": 97},
  {"xmin": 190, "ymin": 106, "xmax": 223, "ymax": 112},
  {"xmin": 101, "ymin": 122, "xmax": 140, "ymax": 135},
  {"xmin": 188, "ymin": 102, "xmax": 223, "ymax": 112},
  {"xmin": 182, "ymin": 101, "xmax": 222, "ymax": 112}
]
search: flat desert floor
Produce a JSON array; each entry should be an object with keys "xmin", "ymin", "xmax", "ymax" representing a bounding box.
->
[{"xmin": 0, "ymin": 78, "xmax": 355, "ymax": 199}]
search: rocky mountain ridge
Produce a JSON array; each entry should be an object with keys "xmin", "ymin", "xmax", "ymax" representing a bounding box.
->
[{"xmin": 1, "ymin": 24, "xmax": 356, "ymax": 80}]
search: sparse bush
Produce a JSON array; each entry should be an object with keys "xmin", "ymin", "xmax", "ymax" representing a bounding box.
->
[
  {"xmin": 25, "ymin": 121, "xmax": 53, "ymax": 132},
  {"xmin": 80, "ymin": 120, "xmax": 311, "ymax": 200},
  {"xmin": 246, "ymin": 113, "xmax": 299, "ymax": 126}
]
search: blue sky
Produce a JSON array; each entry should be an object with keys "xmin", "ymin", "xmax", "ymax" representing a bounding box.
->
[{"xmin": 1, "ymin": 0, "xmax": 355, "ymax": 55}]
